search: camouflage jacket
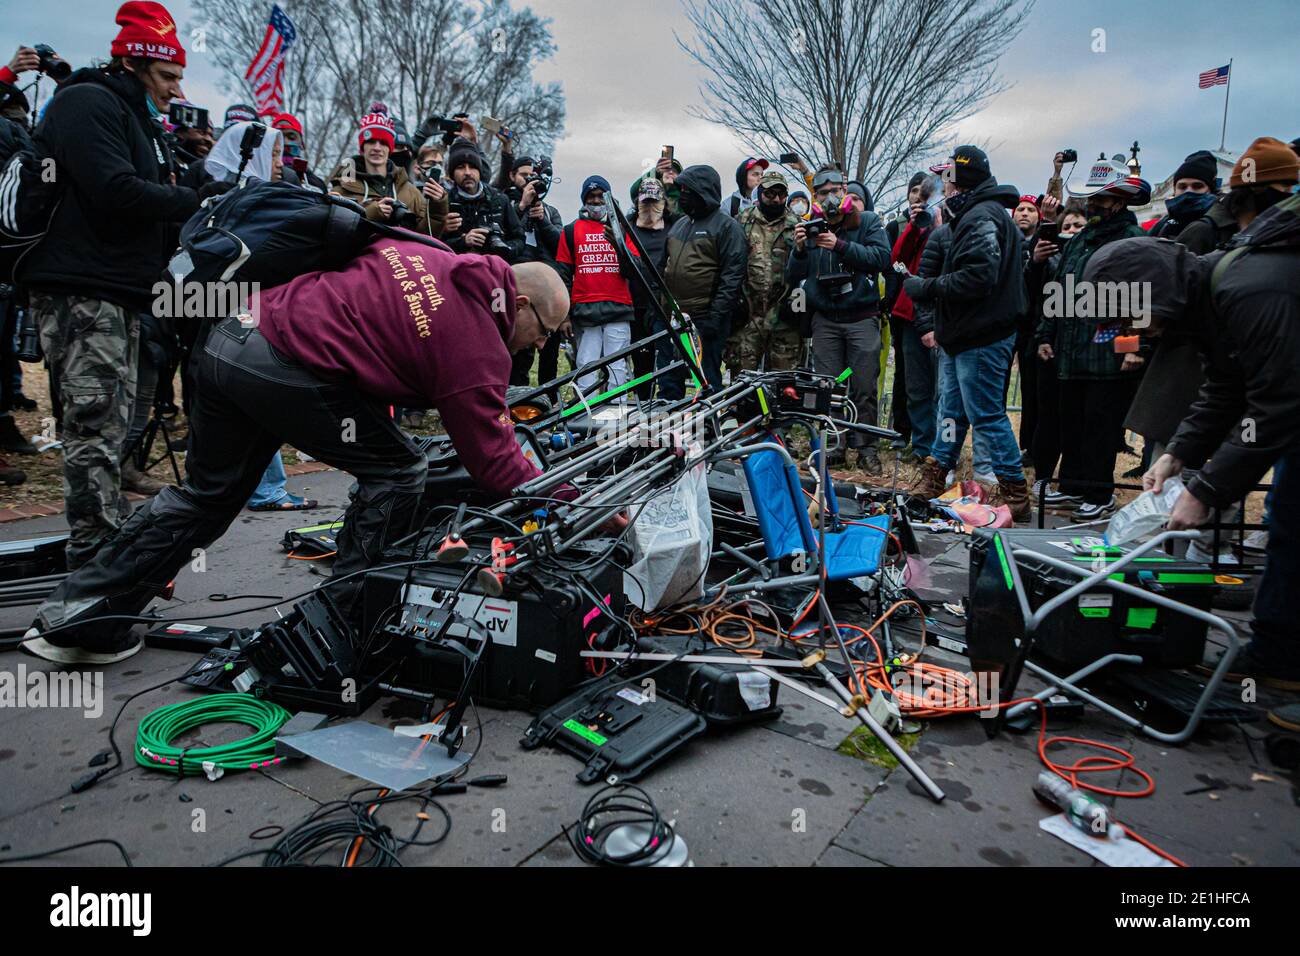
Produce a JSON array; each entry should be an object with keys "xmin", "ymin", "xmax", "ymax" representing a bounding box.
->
[{"xmin": 738, "ymin": 204, "xmax": 798, "ymax": 323}]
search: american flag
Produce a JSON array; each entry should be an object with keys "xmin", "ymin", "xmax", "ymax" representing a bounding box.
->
[
  {"xmin": 1198, "ymin": 64, "xmax": 1230, "ymax": 89},
  {"xmin": 245, "ymin": 5, "xmax": 297, "ymax": 116}
]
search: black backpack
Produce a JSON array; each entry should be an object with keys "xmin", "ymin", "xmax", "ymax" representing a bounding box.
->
[
  {"xmin": 0, "ymin": 117, "xmax": 60, "ymax": 284},
  {"xmin": 168, "ymin": 179, "xmax": 450, "ymax": 290}
]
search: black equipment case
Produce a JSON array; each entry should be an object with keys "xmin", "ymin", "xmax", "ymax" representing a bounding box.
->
[
  {"xmin": 521, "ymin": 672, "xmax": 707, "ymax": 784},
  {"xmin": 363, "ymin": 535, "xmax": 629, "ymax": 710},
  {"xmin": 969, "ymin": 529, "xmax": 1217, "ymax": 669}
]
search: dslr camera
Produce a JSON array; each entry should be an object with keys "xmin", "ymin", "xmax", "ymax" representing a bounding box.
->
[
  {"xmin": 524, "ymin": 157, "xmax": 553, "ymax": 202},
  {"xmin": 803, "ymin": 216, "xmax": 829, "ymax": 241},
  {"xmin": 1058, "ymin": 148, "xmax": 1078, "ymax": 164},
  {"xmin": 33, "ymin": 44, "xmax": 72, "ymax": 82}
]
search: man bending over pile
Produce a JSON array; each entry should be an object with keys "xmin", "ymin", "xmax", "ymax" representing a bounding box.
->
[{"xmin": 22, "ymin": 248, "xmax": 571, "ymax": 665}]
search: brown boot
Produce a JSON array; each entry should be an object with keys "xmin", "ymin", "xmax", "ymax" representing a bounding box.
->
[
  {"xmin": 993, "ymin": 476, "xmax": 1032, "ymax": 523},
  {"xmin": 121, "ymin": 461, "xmax": 167, "ymax": 495},
  {"xmin": 910, "ymin": 456, "xmax": 948, "ymax": 500}
]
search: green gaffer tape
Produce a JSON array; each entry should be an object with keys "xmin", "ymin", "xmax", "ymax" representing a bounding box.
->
[
  {"xmin": 563, "ymin": 718, "xmax": 606, "ymax": 746},
  {"xmin": 558, "ymin": 372, "xmax": 656, "ymax": 418}
]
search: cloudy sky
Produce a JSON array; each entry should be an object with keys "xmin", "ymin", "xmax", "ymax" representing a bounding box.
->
[{"xmin": 7, "ymin": 0, "xmax": 1299, "ymax": 214}]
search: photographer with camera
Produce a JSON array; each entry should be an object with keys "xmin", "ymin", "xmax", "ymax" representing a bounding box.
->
[
  {"xmin": 167, "ymin": 100, "xmax": 213, "ymax": 172},
  {"xmin": 504, "ymin": 155, "xmax": 564, "ymax": 388},
  {"xmin": 443, "ymin": 138, "xmax": 524, "ymax": 262},
  {"xmin": 329, "ymin": 109, "xmax": 446, "ymax": 237},
  {"xmin": 17, "ymin": 2, "xmax": 200, "ymax": 569},
  {"xmin": 786, "ymin": 165, "xmax": 892, "ymax": 471}
]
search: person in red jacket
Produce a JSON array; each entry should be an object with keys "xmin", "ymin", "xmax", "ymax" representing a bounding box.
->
[
  {"xmin": 890, "ymin": 172, "xmax": 941, "ymax": 461},
  {"xmin": 22, "ymin": 246, "xmax": 571, "ymax": 665},
  {"xmin": 556, "ymin": 175, "xmax": 640, "ymax": 397}
]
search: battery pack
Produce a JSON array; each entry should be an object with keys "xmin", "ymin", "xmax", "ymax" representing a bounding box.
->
[
  {"xmin": 145, "ymin": 621, "xmax": 242, "ymax": 653},
  {"xmin": 632, "ymin": 633, "xmax": 782, "ymax": 725},
  {"xmin": 521, "ymin": 672, "xmax": 706, "ymax": 784}
]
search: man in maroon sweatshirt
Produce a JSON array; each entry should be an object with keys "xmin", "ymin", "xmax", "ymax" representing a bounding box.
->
[{"xmin": 23, "ymin": 242, "xmax": 571, "ymax": 664}]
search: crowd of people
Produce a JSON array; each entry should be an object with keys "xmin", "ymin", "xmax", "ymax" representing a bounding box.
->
[{"xmin": 2, "ymin": 2, "xmax": 1299, "ymax": 691}]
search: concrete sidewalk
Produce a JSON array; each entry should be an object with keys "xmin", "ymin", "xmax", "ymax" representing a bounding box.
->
[{"xmin": 0, "ymin": 468, "xmax": 1295, "ymax": 867}]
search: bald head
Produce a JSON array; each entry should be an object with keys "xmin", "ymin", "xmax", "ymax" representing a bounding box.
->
[{"xmin": 509, "ymin": 261, "xmax": 570, "ymax": 352}]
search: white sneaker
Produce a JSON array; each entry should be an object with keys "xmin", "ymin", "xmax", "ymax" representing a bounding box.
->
[{"xmin": 1242, "ymin": 530, "xmax": 1269, "ymax": 553}]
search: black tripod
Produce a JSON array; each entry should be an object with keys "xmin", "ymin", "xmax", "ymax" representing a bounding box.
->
[{"xmin": 125, "ymin": 397, "xmax": 184, "ymax": 486}]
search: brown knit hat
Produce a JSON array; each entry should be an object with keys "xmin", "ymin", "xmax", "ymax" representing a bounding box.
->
[{"xmin": 1230, "ymin": 137, "xmax": 1300, "ymax": 189}]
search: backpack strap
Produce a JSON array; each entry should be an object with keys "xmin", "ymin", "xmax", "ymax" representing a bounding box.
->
[{"xmin": 564, "ymin": 222, "xmax": 576, "ymax": 257}]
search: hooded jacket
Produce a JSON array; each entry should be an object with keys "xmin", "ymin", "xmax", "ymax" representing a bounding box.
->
[
  {"xmin": 726, "ymin": 158, "xmax": 763, "ymax": 218},
  {"xmin": 785, "ymin": 205, "xmax": 891, "ymax": 322},
  {"xmin": 663, "ymin": 165, "xmax": 747, "ymax": 335},
  {"xmin": 1085, "ymin": 206, "xmax": 1300, "ymax": 508},
  {"xmin": 903, "ymin": 178, "xmax": 1025, "ymax": 354},
  {"xmin": 330, "ymin": 157, "xmax": 447, "ymax": 237},
  {"xmin": 17, "ymin": 68, "xmax": 200, "ymax": 311},
  {"xmin": 1124, "ymin": 200, "xmax": 1239, "ymax": 442},
  {"xmin": 256, "ymin": 239, "xmax": 539, "ymax": 498}
]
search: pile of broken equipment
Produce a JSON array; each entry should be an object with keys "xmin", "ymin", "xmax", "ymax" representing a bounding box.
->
[{"xmin": 2, "ymin": 198, "xmax": 1272, "ymax": 867}]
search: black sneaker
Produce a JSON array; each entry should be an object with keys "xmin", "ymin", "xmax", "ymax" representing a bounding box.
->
[
  {"xmin": 1071, "ymin": 497, "xmax": 1117, "ymax": 521},
  {"xmin": 20, "ymin": 597, "xmax": 144, "ymax": 665}
]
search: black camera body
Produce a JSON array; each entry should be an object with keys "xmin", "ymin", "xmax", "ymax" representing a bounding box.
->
[
  {"xmin": 168, "ymin": 102, "xmax": 209, "ymax": 132},
  {"xmin": 388, "ymin": 198, "xmax": 410, "ymax": 225},
  {"xmin": 32, "ymin": 44, "xmax": 72, "ymax": 82},
  {"xmin": 804, "ymin": 216, "xmax": 829, "ymax": 240},
  {"xmin": 1059, "ymin": 148, "xmax": 1078, "ymax": 164},
  {"xmin": 525, "ymin": 157, "xmax": 554, "ymax": 202}
]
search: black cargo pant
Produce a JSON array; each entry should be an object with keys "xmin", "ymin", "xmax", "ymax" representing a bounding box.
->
[{"xmin": 39, "ymin": 318, "xmax": 429, "ymax": 637}]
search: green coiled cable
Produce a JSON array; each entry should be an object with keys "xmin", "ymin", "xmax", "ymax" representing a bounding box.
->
[{"xmin": 135, "ymin": 693, "xmax": 291, "ymax": 776}]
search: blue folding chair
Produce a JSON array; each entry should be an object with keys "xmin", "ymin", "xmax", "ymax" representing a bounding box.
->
[{"xmin": 740, "ymin": 442, "xmax": 892, "ymax": 581}]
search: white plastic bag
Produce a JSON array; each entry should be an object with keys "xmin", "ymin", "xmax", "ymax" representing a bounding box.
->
[
  {"xmin": 625, "ymin": 458, "xmax": 713, "ymax": 611},
  {"xmin": 1105, "ymin": 476, "xmax": 1186, "ymax": 546}
]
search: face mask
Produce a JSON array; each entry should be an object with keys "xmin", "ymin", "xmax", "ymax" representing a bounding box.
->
[
  {"xmin": 582, "ymin": 202, "xmax": 608, "ymax": 222},
  {"xmin": 679, "ymin": 190, "xmax": 706, "ymax": 218},
  {"xmin": 1165, "ymin": 191, "xmax": 1215, "ymax": 222},
  {"xmin": 789, "ymin": 199, "xmax": 809, "ymax": 217}
]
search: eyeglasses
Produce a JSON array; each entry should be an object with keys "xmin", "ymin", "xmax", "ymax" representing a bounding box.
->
[{"xmin": 527, "ymin": 302, "xmax": 561, "ymax": 341}]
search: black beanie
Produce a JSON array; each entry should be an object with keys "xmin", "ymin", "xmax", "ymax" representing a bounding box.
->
[
  {"xmin": 447, "ymin": 138, "xmax": 486, "ymax": 177},
  {"xmin": 1172, "ymin": 150, "xmax": 1217, "ymax": 190}
]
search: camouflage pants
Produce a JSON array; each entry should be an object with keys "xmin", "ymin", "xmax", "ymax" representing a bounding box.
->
[
  {"xmin": 724, "ymin": 317, "xmax": 803, "ymax": 373},
  {"xmin": 31, "ymin": 293, "xmax": 138, "ymax": 569}
]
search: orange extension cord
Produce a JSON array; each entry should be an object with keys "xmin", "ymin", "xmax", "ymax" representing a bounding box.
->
[{"xmin": 632, "ymin": 589, "xmax": 1186, "ymax": 866}]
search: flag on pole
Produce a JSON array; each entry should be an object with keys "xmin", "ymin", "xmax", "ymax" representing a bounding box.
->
[
  {"xmin": 245, "ymin": 4, "xmax": 297, "ymax": 116},
  {"xmin": 1198, "ymin": 64, "xmax": 1230, "ymax": 89}
]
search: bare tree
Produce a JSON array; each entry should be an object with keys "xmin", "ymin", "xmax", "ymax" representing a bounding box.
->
[
  {"xmin": 679, "ymin": 0, "xmax": 1033, "ymax": 207},
  {"xmin": 192, "ymin": 0, "xmax": 564, "ymax": 176}
]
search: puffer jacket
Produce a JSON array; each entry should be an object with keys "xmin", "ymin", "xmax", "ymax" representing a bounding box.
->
[
  {"xmin": 663, "ymin": 165, "xmax": 747, "ymax": 335},
  {"xmin": 329, "ymin": 157, "xmax": 446, "ymax": 237},
  {"xmin": 909, "ymin": 222, "xmax": 951, "ymax": 338},
  {"xmin": 904, "ymin": 178, "xmax": 1024, "ymax": 354}
]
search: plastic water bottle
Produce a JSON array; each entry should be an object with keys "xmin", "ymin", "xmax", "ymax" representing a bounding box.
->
[
  {"xmin": 1033, "ymin": 771, "xmax": 1122, "ymax": 840},
  {"xmin": 1104, "ymin": 475, "xmax": 1186, "ymax": 547}
]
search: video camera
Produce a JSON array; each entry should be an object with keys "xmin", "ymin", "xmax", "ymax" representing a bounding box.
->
[
  {"xmin": 524, "ymin": 157, "xmax": 553, "ymax": 202},
  {"xmin": 32, "ymin": 44, "xmax": 71, "ymax": 82},
  {"xmin": 168, "ymin": 102, "xmax": 210, "ymax": 132}
]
